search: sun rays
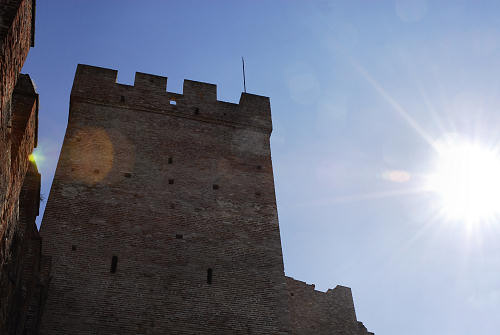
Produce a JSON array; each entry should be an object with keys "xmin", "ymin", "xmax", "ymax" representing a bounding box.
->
[
  {"xmin": 351, "ymin": 62, "xmax": 437, "ymax": 149},
  {"xmin": 327, "ymin": 61, "xmax": 500, "ymax": 231}
]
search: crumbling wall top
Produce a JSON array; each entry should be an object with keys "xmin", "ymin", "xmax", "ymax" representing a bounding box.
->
[
  {"xmin": 286, "ymin": 276, "xmax": 355, "ymax": 302},
  {"xmin": 286, "ymin": 276, "xmax": 372, "ymax": 334}
]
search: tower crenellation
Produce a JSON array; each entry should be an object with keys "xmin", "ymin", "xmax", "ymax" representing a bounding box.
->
[{"xmin": 71, "ymin": 64, "xmax": 272, "ymax": 133}]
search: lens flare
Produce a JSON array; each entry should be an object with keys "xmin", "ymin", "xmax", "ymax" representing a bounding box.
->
[
  {"xmin": 29, "ymin": 150, "xmax": 44, "ymax": 165},
  {"xmin": 426, "ymin": 137, "xmax": 500, "ymax": 224},
  {"xmin": 68, "ymin": 127, "xmax": 114, "ymax": 185}
]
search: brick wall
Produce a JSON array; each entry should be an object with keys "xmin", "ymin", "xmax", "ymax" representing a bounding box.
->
[
  {"xmin": 0, "ymin": 74, "xmax": 41, "ymax": 335},
  {"xmin": 0, "ymin": 3, "xmax": 41, "ymax": 333},
  {"xmin": 39, "ymin": 64, "xmax": 290, "ymax": 334},
  {"xmin": 1, "ymin": 0, "xmax": 36, "ymax": 251},
  {"xmin": 286, "ymin": 277, "xmax": 373, "ymax": 335},
  {"xmin": 0, "ymin": 0, "xmax": 35, "ymax": 115},
  {"xmin": 39, "ymin": 64, "xmax": 374, "ymax": 335},
  {"xmin": 5, "ymin": 161, "xmax": 46, "ymax": 335}
]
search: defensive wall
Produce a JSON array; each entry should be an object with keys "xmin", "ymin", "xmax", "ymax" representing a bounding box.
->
[
  {"xmin": 70, "ymin": 64, "xmax": 273, "ymax": 133},
  {"xmin": 0, "ymin": 1, "xmax": 47, "ymax": 334},
  {"xmin": 286, "ymin": 277, "xmax": 373, "ymax": 335},
  {"xmin": 39, "ymin": 64, "xmax": 290, "ymax": 334},
  {"xmin": 39, "ymin": 64, "xmax": 373, "ymax": 335}
]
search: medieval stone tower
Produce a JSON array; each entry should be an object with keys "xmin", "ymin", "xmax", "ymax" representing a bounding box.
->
[
  {"xmin": 39, "ymin": 64, "xmax": 290, "ymax": 334},
  {"xmin": 38, "ymin": 64, "xmax": 373, "ymax": 335}
]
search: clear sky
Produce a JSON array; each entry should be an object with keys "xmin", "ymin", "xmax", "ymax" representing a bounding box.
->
[{"xmin": 23, "ymin": 1, "xmax": 500, "ymax": 334}]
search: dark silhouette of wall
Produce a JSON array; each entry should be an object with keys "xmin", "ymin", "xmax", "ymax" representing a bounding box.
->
[
  {"xmin": 39, "ymin": 64, "xmax": 290, "ymax": 334},
  {"xmin": 0, "ymin": 1, "xmax": 47, "ymax": 334},
  {"xmin": 39, "ymin": 64, "xmax": 373, "ymax": 334}
]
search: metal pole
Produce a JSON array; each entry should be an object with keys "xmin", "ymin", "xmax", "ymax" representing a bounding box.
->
[{"xmin": 242, "ymin": 57, "xmax": 247, "ymax": 93}]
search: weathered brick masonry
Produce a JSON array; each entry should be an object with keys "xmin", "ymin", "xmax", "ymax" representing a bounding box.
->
[
  {"xmin": 40, "ymin": 64, "xmax": 291, "ymax": 334},
  {"xmin": 287, "ymin": 277, "xmax": 373, "ymax": 335},
  {"xmin": 1, "ymin": 0, "xmax": 36, "ymax": 250},
  {"xmin": 39, "ymin": 64, "xmax": 373, "ymax": 334},
  {"xmin": 0, "ymin": 0, "xmax": 35, "ymax": 116},
  {"xmin": 1, "ymin": 1, "xmax": 46, "ymax": 334}
]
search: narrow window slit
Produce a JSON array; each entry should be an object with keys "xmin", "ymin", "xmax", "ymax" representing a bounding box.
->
[
  {"xmin": 120, "ymin": 95, "xmax": 125, "ymax": 102},
  {"xmin": 194, "ymin": 107, "xmax": 200, "ymax": 115},
  {"xmin": 169, "ymin": 100, "xmax": 177, "ymax": 105},
  {"xmin": 110, "ymin": 256, "xmax": 118, "ymax": 273},
  {"xmin": 176, "ymin": 234, "xmax": 183, "ymax": 239},
  {"xmin": 168, "ymin": 157, "xmax": 173, "ymax": 164},
  {"xmin": 71, "ymin": 245, "xmax": 76, "ymax": 251},
  {"xmin": 168, "ymin": 179, "xmax": 174, "ymax": 185},
  {"xmin": 212, "ymin": 184, "xmax": 219, "ymax": 190},
  {"xmin": 124, "ymin": 172, "xmax": 132, "ymax": 178},
  {"xmin": 207, "ymin": 268, "xmax": 213, "ymax": 284}
]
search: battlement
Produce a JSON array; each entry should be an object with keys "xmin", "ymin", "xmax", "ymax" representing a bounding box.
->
[
  {"xmin": 70, "ymin": 64, "xmax": 272, "ymax": 133},
  {"xmin": 134, "ymin": 72, "xmax": 167, "ymax": 91}
]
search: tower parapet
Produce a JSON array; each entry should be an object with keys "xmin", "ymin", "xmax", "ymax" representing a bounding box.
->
[{"xmin": 71, "ymin": 64, "xmax": 272, "ymax": 133}]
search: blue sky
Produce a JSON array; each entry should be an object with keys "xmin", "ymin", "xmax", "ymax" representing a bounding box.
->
[{"xmin": 23, "ymin": 1, "xmax": 500, "ymax": 334}]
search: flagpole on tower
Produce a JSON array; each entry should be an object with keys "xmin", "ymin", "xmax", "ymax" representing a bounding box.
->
[{"xmin": 242, "ymin": 56, "xmax": 247, "ymax": 93}]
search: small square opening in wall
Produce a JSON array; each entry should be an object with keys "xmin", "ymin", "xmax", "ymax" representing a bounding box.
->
[
  {"xmin": 124, "ymin": 172, "xmax": 132, "ymax": 178},
  {"xmin": 176, "ymin": 234, "xmax": 183, "ymax": 239},
  {"xmin": 257, "ymin": 165, "xmax": 262, "ymax": 170},
  {"xmin": 207, "ymin": 268, "xmax": 213, "ymax": 284},
  {"xmin": 110, "ymin": 256, "xmax": 118, "ymax": 273},
  {"xmin": 120, "ymin": 95, "xmax": 125, "ymax": 102},
  {"xmin": 71, "ymin": 245, "xmax": 76, "ymax": 251},
  {"xmin": 170, "ymin": 100, "xmax": 177, "ymax": 105},
  {"xmin": 168, "ymin": 179, "xmax": 174, "ymax": 185},
  {"xmin": 212, "ymin": 184, "xmax": 219, "ymax": 190},
  {"xmin": 168, "ymin": 157, "xmax": 173, "ymax": 164},
  {"xmin": 194, "ymin": 107, "xmax": 200, "ymax": 115}
]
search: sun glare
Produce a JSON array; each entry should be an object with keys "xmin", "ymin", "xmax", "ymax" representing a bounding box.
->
[{"xmin": 426, "ymin": 137, "xmax": 500, "ymax": 224}]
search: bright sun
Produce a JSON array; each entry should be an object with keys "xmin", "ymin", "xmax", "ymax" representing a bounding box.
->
[{"xmin": 426, "ymin": 137, "xmax": 500, "ymax": 224}]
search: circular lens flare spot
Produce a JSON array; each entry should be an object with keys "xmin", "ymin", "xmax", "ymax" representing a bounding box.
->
[
  {"xmin": 68, "ymin": 127, "xmax": 114, "ymax": 185},
  {"xmin": 426, "ymin": 137, "xmax": 500, "ymax": 224}
]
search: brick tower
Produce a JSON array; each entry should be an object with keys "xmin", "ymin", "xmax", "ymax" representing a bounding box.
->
[{"xmin": 39, "ymin": 64, "xmax": 291, "ymax": 334}]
